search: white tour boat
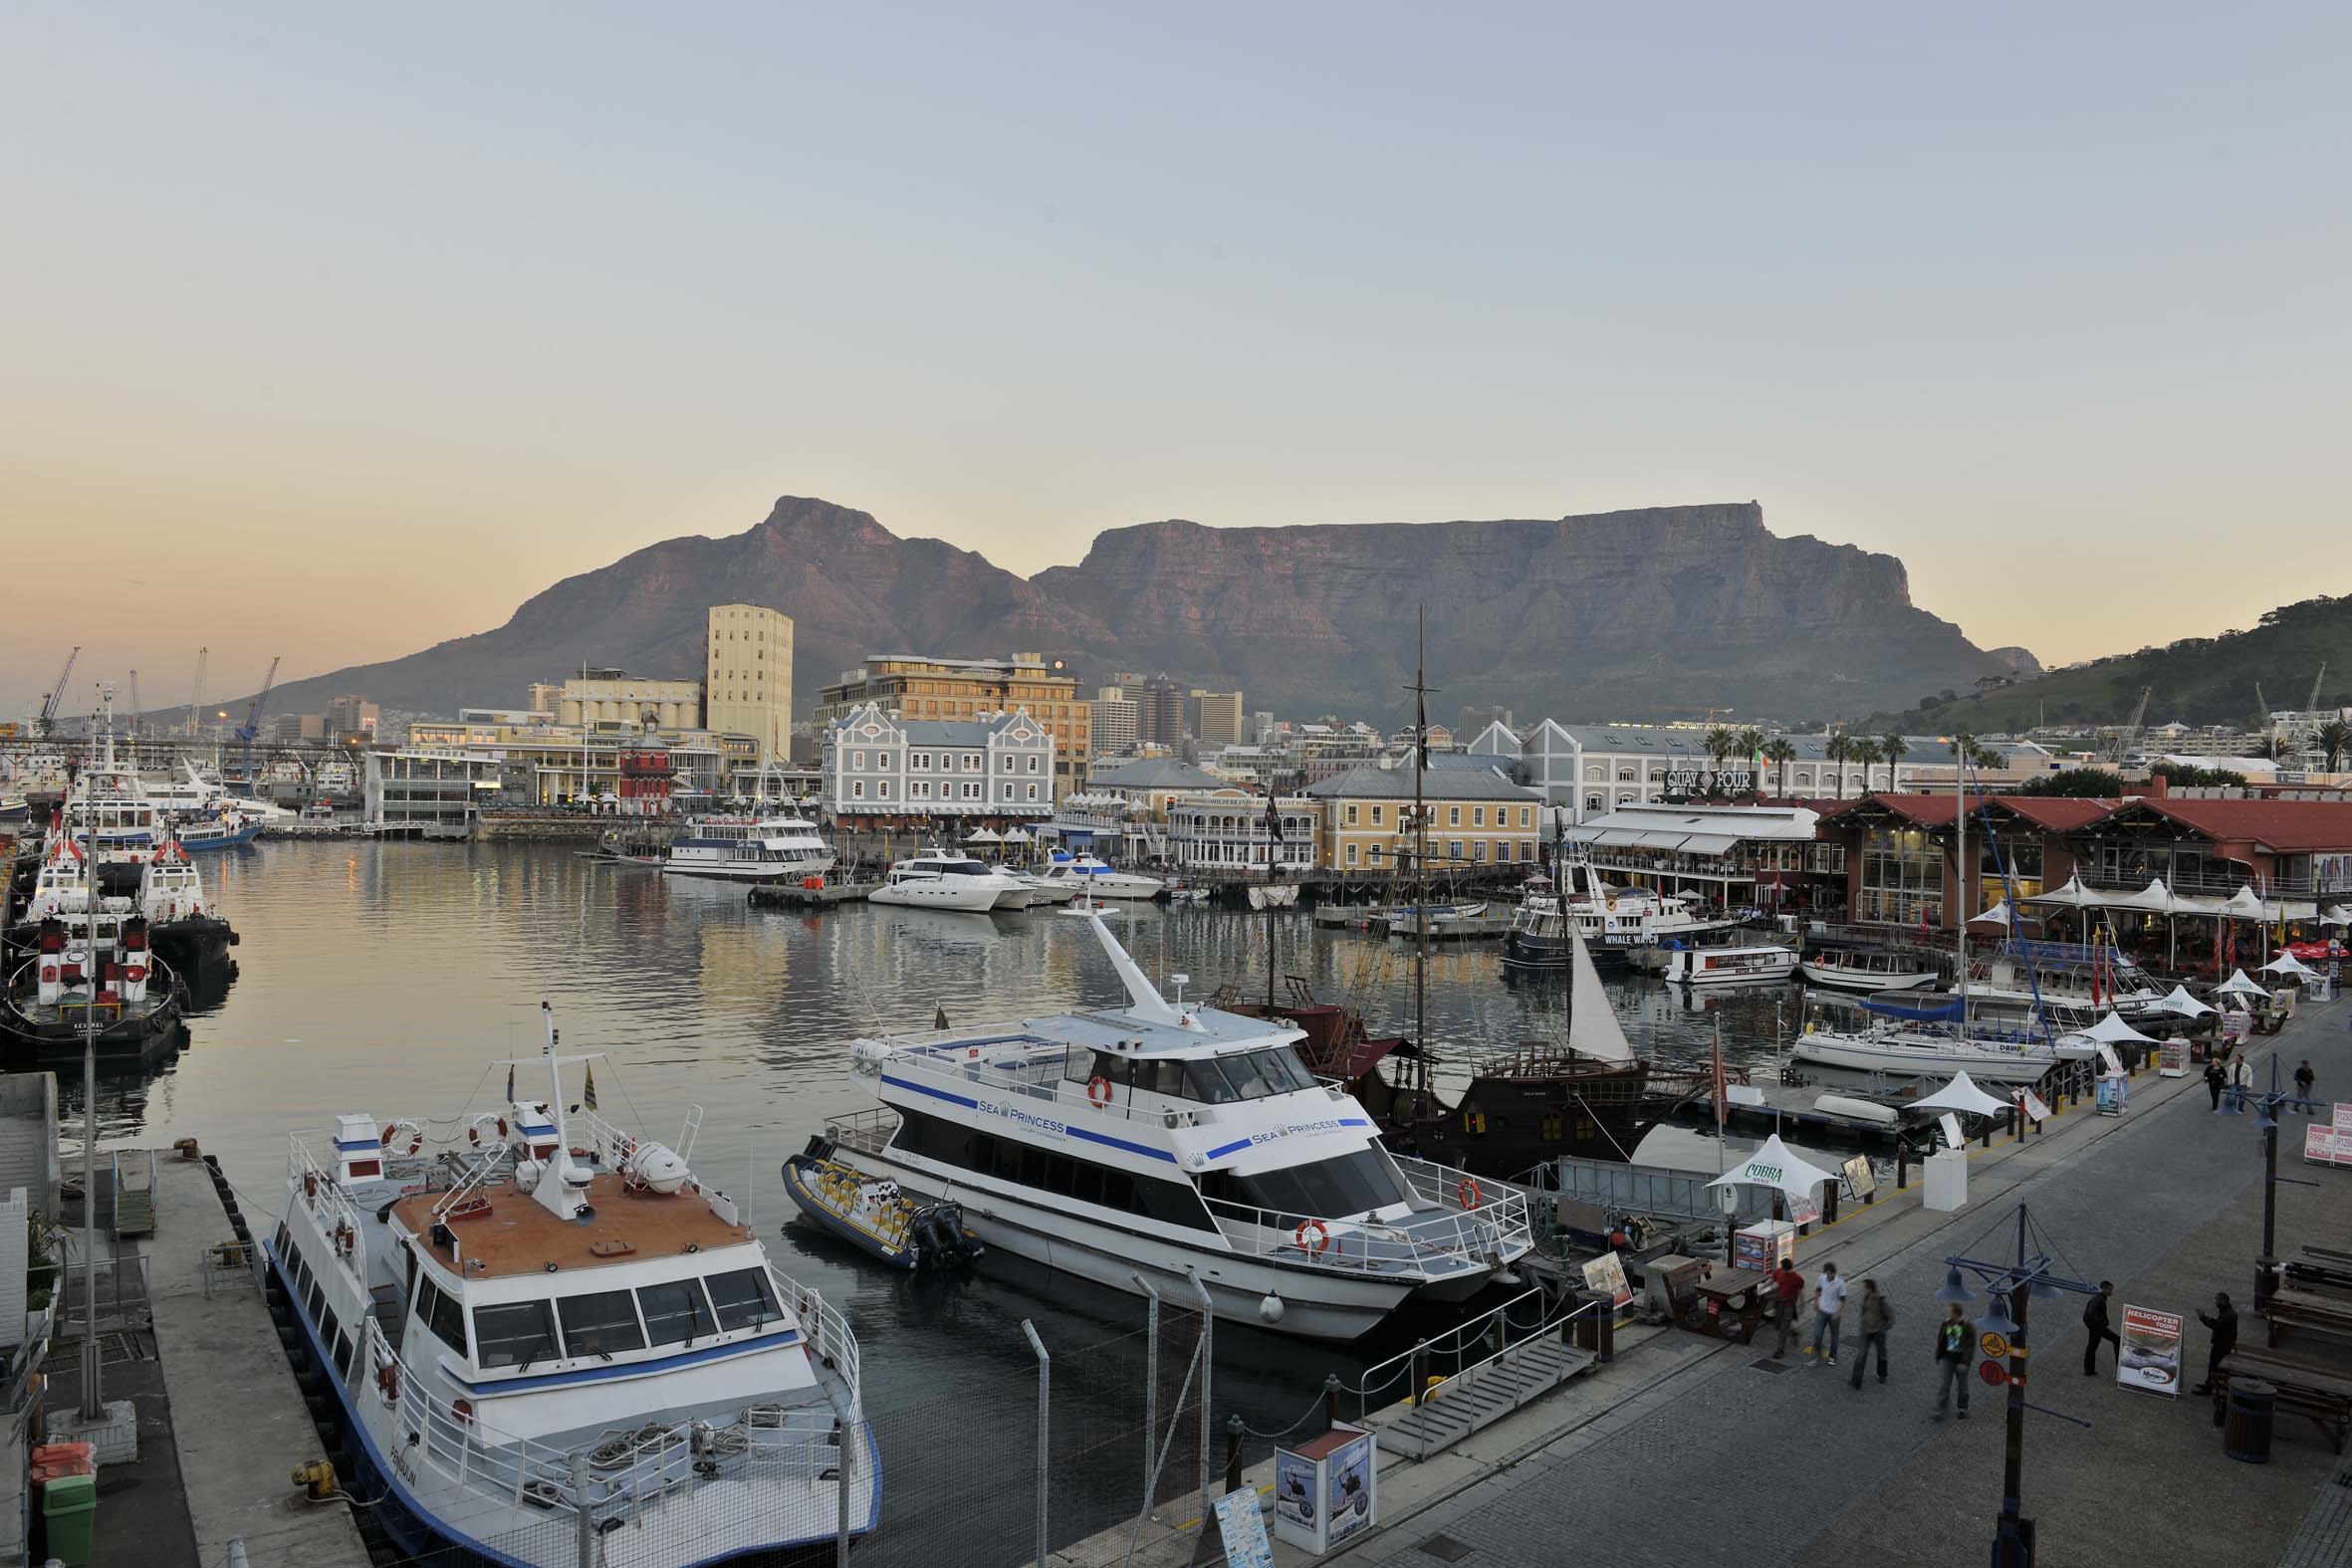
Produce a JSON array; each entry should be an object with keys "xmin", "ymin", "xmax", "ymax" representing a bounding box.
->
[
  {"xmin": 1662, "ymin": 940, "xmax": 1799, "ymax": 986},
  {"xmin": 821, "ymin": 910, "xmax": 1532, "ymax": 1339},
  {"xmin": 662, "ymin": 814, "xmax": 836, "ymax": 884},
  {"xmin": 868, "ymin": 851, "xmax": 1033, "ymax": 911},
  {"xmin": 1034, "ymin": 851, "xmax": 1166, "ymax": 900},
  {"xmin": 266, "ymin": 1015, "xmax": 877, "ymax": 1567},
  {"xmin": 1799, "ymin": 945, "xmax": 1940, "ymax": 993},
  {"xmin": 1503, "ymin": 862, "xmax": 1740, "ymax": 967}
]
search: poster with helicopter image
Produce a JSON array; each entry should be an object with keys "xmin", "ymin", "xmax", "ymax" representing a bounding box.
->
[{"xmin": 1325, "ymin": 1428, "xmax": 1377, "ymax": 1548}]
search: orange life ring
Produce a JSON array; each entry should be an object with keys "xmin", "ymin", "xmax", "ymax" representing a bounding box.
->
[
  {"xmin": 125, "ymin": 965, "xmax": 146, "ymax": 984},
  {"xmin": 1086, "ymin": 1076, "xmax": 1113, "ymax": 1107},
  {"xmin": 1458, "ymin": 1178, "xmax": 1484, "ymax": 1211},
  {"xmin": 376, "ymin": 1361, "xmax": 399, "ymax": 1402},
  {"xmin": 1294, "ymin": 1219, "xmax": 1331, "ymax": 1256},
  {"xmin": 451, "ymin": 1397, "xmax": 474, "ymax": 1428}
]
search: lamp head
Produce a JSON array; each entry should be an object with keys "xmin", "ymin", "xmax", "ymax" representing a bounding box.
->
[
  {"xmin": 1935, "ymin": 1266, "xmax": 1975, "ymax": 1305},
  {"xmin": 1977, "ymin": 1294, "xmax": 2020, "ymax": 1337}
]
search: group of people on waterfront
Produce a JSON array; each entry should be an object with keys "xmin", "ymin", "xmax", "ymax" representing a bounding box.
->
[{"xmin": 1764, "ymin": 1261, "xmax": 2244, "ymax": 1417}]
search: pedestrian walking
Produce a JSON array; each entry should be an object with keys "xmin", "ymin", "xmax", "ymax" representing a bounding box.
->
[
  {"xmin": 2234, "ymin": 1054, "xmax": 2254, "ymax": 1093},
  {"xmin": 2295, "ymin": 1060, "xmax": 2316, "ymax": 1107},
  {"xmin": 2082, "ymin": 1280, "xmax": 2120, "ymax": 1376},
  {"xmin": 1847, "ymin": 1278, "xmax": 1892, "ymax": 1389},
  {"xmin": 2205, "ymin": 1060, "xmax": 2227, "ymax": 1111},
  {"xmin": 1932, "ymin": 1303, "xmax": 1972, "ymax": 1420},
  {"xmin": 1807, "ymin": 1261, "xmax": 1846, "ymax": 1366},
  {"xmin": 2192, "ymin": 1292, "xmax": 2239, "ymax": 1396},
  {"xmin": 1769, "ymin": 1258, "xmax": 1805, "ymax": 1358}
]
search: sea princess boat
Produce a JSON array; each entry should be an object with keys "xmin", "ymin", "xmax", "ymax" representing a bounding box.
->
[
  {"xmin": 819, "ymin": 910, "xmax": 1532, "ymax": 1339},
  {"xmin": 869, "ymin": 851, "xmax": 1034, "ymax": 911},
  {"xmin": 662, "ymin": 813, "xmax": 836, "ymax": 884},
  {"xmin": 266, "ymin": 1018, "xmax": 877, "ymax": 1567}
]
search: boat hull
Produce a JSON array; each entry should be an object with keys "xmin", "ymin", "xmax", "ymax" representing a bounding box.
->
[
  {"xmin": 1366, "ymin": 1066, "xmax": 1665, "ymax": 1176},
  {"xmin": 1789, "ymin": 1032, "xmax": 2073, "ymax": 1083},
  {"xmin": 179, "ymin": 822, "xmax": 264, "ymax": 850},
  {"xmin": 868, "ymin": 883, "xmax": 1006, "ymax": 912},
  {"xmin": 1798, "ymin": 959, "xmax": 1938, "ymax": 993},
  {"xmin": 148, "ymin": 915, "xmax": 236, "ymax": 975}
]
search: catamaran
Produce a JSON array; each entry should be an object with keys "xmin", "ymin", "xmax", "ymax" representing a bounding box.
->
[
  {"xmin": 817, "ymin": 909, "xmax": 1531, "ymax": 1339},
  {"xmin": 265, "ymin": 1010, "xmax": 877, "ymax": 1567}
]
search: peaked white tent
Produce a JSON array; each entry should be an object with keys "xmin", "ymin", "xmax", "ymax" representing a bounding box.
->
[
  {"xmin": 1002, "ymin": 826, "xmax": 1034, "ymax": 844},
  {"xmin": 2154, "ymin": 985, "xmax": 2217, "ymax": 1017},
  {"xmin": 2076, "ymin": 1011, "xmax": 2161, "ymax": 1047},
  {"xmin": 2258, "ymin": 953, "xmax": 2321, "ymax": 981},
  {"xmin": 2321, "ymin": 906, "xmax": 2350, "ymax": 928},
  {"xmin": 2225, "ymin": 885, "xmax": 2270, "ymax": 920},
  {"xmin": 2107, "ymin": 878, "xmax": 2177, "ymax": 913},
  {"xmin": 1910, "ymin": 1072, "xmax": 2014, "ymax": 1119},
  {"xmin": 1706, "ymin": 1134, "xmax": 1837, "ymax": 1205},
  {"xmin": 2215, "ymin": 969, "xmax": 2269, "ymax": 998},
  {"xmin": 2025, "ymin": 875, "xmax": 2103, "ymax": 910},
  {"xmin": 1968, "ymin": 900, "xmax": 2018, "ymax": 928},
  {"xmin": 963, "ymin": 826, "xmax": 1002, "ymax": 844}
]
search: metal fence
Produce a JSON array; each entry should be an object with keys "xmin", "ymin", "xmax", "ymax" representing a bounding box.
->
[{"xmin": 1540, "ymin": 1155, "xmax": 1777, "ymax": 1226}]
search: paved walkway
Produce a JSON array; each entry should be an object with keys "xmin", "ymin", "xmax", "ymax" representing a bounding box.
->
[{"xmin": 1328, "ymin": 998, "xmax": 2352, "ymax": 1568}]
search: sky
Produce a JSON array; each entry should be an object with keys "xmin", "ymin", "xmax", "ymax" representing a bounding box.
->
[{"xmin": 5, "ymin": 3, "xmax": 2347, "ymax": 715}]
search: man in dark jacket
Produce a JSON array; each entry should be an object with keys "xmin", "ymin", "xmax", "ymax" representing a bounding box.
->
[
  {"xmin": 2295, "ymin": 1060, "xmax": 2317, "ymax": 1107},
  {"xmin": 1932, "ymin": 1303, "xmax": 1972, "ymax": 1420},
  {"xmin": 2205, "ymin": 1060, "xmax": 2228, "ymax": 1111},
  {"xmin": 2192, "ymin": 1291, "xmax": 2238, "ymax": 1396},
  {"xmin": 2082, "ymin": 1280, "xmax": 2120, "ymax": 1376}
]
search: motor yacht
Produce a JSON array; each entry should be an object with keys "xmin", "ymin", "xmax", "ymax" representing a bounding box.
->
[
  {"xmin": 819, "ymin": 910, "xmax": 1531, "ymax": 1339},
  {"xmin": 1662, "ymin": 939, "xmax": 1799, "ymax": 986},
  {"xmin": 1798, "ymin": 944, "xmax": 1940, "ymax": 993},
  {"xmin": 662, "ymin": 814, "xmax": 836, "ymax": 884},
  {"xmin": 868, "ymin": 852, "xmax": 1032, "ymax": 911},
  {"xmin": 265, "ymin": 1016, "xmax": 877, "ymax": 1566},
  {"xmin": 1034, "ymin": 851, "xmax": 1166, "ymax": 900}
]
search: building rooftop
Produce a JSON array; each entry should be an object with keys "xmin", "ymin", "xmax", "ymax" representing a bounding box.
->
[
  {"xmin": 1089, "ymin": 758, "xmax": 1228, "ymax": 791},
  {"xmin": 1304, "ymin": 765, "xmax": 1541, "ymax": 802}
]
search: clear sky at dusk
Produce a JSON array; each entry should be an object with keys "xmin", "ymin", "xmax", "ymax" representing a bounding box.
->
[{"xmin": 5, "ymin": 3, "xmax": 2346, "ymax": 713}]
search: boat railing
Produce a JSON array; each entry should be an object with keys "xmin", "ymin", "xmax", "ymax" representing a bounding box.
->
[
  {"xmin": 767, "ymin": 1263, "xmax": 861, "ymax": 1418},
  {"xmin": 823, "ymin": 1107, "xmax": 898, "ymax": 1157},
  {"xmin": 880, "ymin": 1045, "xmax": 1210, "ymax": 1131},
  {"xmin": 1198, "ymin": 1167, "xmax": 1529, "ymax": 1280},
  {"xmin": 1344, "ymin": 1281, "xmax": 1596, "ymax": 1423}
]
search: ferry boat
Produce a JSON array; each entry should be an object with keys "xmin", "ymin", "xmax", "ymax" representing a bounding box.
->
[
  {"xmin": 1502, "ymin": 864, "xmax": 1740, "ymax": 968},
  {"xmin": 1662, "ymin": 939, "xmax": 1799, "ymax": 986},
  {"xmin": 823, "ymin": 910, "xmax": 1532, "ymax": 1339},
  {"xmin": 264, "ymin": 1019, "xmax": 878, "ymax": 1567},
  {"xmin": 3, "ymin": 911, "xmax": 184, "ymax": 1065},
  {"xmin": 174, "ymin": 807, "xmax": 264, "ymax": 851},
  {"xmin": 1034, "ymin": 851, "xmax": 1165, "ymax": 900},
  {"xmin": 1798, "ymin": 945, "xmax": 1939, "ymax": 993},
  {"xmin": 661, "ymin": 814, "xmax": 835, "ymax": 884},
  {"xmin": 868, "ymin": 852, "xmax": 1032, "ymax": 911}
]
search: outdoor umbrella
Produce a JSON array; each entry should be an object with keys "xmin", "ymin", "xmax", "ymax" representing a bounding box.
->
[
  {"xmin": 2258, "ymin": 953, "xmax": 2320, "ymax": 981},
  {"xmin": 2076, "ymin": 1011, "xmax": 2160, "ymax": 1048},
  {"xmin": 1705, "ymin": 1134, "xmax": 1838, "ymax": 1208},
  {"xmin": 1910, "ymin": 1072, "xmax": 2014, "ymax": 1119},
  {"xmin": 2214, "ymin": 969, "xmax": 2269, "ymax": 998},
  {"xmin": 2154, "ymin": 985, "xmax": 2217, "ymax": 1017}
]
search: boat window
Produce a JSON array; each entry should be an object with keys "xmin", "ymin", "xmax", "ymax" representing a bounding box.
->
[
  {"xmin": 335, "ymin": 1332, "xmax": 354, "ymax": 1380},
  {"xmin": 558, "ymin": 1289, "xmax": 648, "ymax": 1358},
  {"xmin": 320, "ymin": 1302, "xmax": 343, "ymax": 1351},
  {"xmin": 1181, "ymin": 1059, "xmax": 1243, "ymax": 1104},
  {"xmin": 417, "ymin": 1280, "xmax": 470, "ymax": 1357},
  {"xmin": 638, "ymin": 1279, "xmax": 716, "ymax": 1346},
  {"xmin": 898, "ymin": 1108, "xmax": 1217, "ymax": 1232},
  {"xmin": 274, "ymin": 1222, "xmax": 291, "ymax": 1255},
  {"xmin": 1200, "ymin": 1145, "xmax": 1408, "ymax": 1223},
  {"xmin": 290, "ymin": 1253, "xmax": 312, "ymax": 1301},
  {"xmin": 705, "ymin": 1268, "xmax": 783, "ymax": 1332},
  {"xmin": 304, "ymin": 1280, "xmax": 326, "ymax": 1323},
  {"xmin": 474, "ymin": 1300, "xmax": 558, "ymax": 1369},
  {"xmin": 1138, "ymin": 1058, "xmax": 1187, "ymax": 1098}
]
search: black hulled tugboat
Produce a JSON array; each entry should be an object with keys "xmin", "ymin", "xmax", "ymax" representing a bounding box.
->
[{"xmin": 4, "ymin": 912, "xmax": 186, "ymax": 1067}]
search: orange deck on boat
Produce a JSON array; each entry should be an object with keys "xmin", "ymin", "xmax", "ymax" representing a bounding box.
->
[{"xmin": 390, "ymin": 1173, "xmax": 753, "ymax": 1279}]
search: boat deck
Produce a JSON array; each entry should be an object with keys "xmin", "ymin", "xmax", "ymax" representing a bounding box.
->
[{"xmin": 390, "ymin": 1172, "xmax": 753, "ymax": 1278}]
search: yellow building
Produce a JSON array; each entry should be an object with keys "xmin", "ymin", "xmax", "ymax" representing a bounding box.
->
[
  {"xmin": 559, "ymin": 673, "xmax": 702, "ymax": 730},
  {"xmin": 704, "ymin": 604, "xmax": 794, "ymax": 760},
  {"xmin": 1304, "ymin": 765, "xmax": 1543, "ymax": 872},
  {"xmin": 814, "ymin": 651, "xmax": 1089, "ymax": 797}
]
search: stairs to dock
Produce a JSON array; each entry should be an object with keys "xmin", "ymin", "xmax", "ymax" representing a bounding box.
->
[
  {"xmin": 111, "ymin": 1150, "xmax": 156, "ymax": 1238},
  {"xmin": 1377, "ymin": 1338, "xmax": 1598, "ymax": 1460}
]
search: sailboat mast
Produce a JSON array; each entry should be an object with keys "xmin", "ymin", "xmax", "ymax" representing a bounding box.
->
[
  {"xmin": 1410, "ymin": 608, "xmax": 1432, "ymax": 1095},
  {"xmin": 1955, "ymin": 744, "xmax": 1970, "ymax": 1035}
]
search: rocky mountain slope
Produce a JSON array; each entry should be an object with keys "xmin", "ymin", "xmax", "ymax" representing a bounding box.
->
[{"xmin": 253, "ymin": 496, "xmax": 2011, "ymax": 728}]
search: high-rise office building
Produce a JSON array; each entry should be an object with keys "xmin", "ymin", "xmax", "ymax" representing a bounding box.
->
[
  {"xmin": 1139, "ymin": 674, "xmax": 1185, "ymax": 747},
  {"xmin": 1187, "ymin": 689, "xmax": 1245, "ymax": 749},
  {"xmin": 1090, "ymin": 688, "xmax": 1140, "ymax": 757}
]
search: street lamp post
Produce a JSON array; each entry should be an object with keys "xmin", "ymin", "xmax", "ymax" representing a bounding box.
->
[
  {"xmin": 2219, "ymin": 1056, "xmax": 2324, "ymax": 1308},
  {"xmin": 1937, "ymin": 1204, "xmax": 2100, "ymax": 1568}
]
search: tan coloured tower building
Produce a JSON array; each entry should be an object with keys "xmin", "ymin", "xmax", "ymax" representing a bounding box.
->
[{"xmin": 704, "ymin": 603, "xmax": 795, "ymax": 760}]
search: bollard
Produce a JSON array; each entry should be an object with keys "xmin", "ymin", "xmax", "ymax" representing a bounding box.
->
[
  {"xmin": 1897, "ymin": 1142, "xmax": 1910, "ymax": 1191},
  {"xmin": 1225, "ymin": 1415, "xmax": 1244, "ymax": 1494},
  {"xmin": 1409, "ymin": 1342, "xmax": 1429, "ymax": 1407},
  {"xmin": 1322, "ymin": 1372, "xmax": 1341, "ymax": 1430},
  {"xmin": 1823, "ymin": 1185, "xmax": 1839, "ymax": 1225},
  {"xmin": 2009, "ymin": 1106, "xmax": 2021, "ymax": 1143},
  {"xmin": 1982, "ymin": 1118, "xmax": 1995, "ymax": 1150}
]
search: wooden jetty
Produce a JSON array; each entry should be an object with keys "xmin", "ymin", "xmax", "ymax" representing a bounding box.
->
[
  {"xmin": 747, "ymin": 881, "xmax": 876, "ymax": 911},
  {"xmin": 1310, "ymin": 908, "xmax": 1513, "ymax": 942}
]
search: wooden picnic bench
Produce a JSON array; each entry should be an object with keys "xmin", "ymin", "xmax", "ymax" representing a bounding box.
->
[
  {"xmin": 2304, "ymin": 1244, "xmax": 2352, "ymax": 1267},
  {"xmin": 2283, "ymin": 1258, "xmax": 2352, "ymax": 1296},
  {"xmin": 2210, "ymin": 1349, "xmax": 2352, "ymax": 1454},
  {"xmin": 2263, "ymin": 1287, "xmax": 2352, "ymax": 1348}
]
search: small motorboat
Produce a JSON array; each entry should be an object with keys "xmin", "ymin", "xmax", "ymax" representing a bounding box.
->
[
  {"xmin": 785, "ymin": 1142, "xmax": 985, "ymax": 1271},
  {"xmin": 1165, "ymin": 884, "xmax": 1211, "ymax": 906}
]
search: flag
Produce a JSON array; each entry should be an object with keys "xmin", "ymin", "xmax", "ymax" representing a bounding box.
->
[
  {"xmin": 583, "ymin": 1062, "xmax": 598, "ymax": 1112},
  {"xmin": 505, "ymin": 1062, "xmax": 515, "ymax": 1104}
]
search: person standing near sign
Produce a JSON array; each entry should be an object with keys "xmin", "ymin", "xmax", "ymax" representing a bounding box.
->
[
  {"xmin": 1931, "ymin": 1303, "xmax": 1972, "ymax": 1420},
  {"xmin": 2082, "ymin": 1280, "xmax": 2120, "ymax": 1376},
  {"xmin": 2192, "ymin": 1292, "xmax": 2238, "ymax": 1397},
  {"xmin": 1847, "ymin": 1278, "xmax": 1892, "ymax": 1389},
  {"xmin": 1770, "ymin": 1258, "xmax": 1805, "ymax": 1358},
  {"xmin": 1806, "ymin": 1261, "xmax": 1846, "ymax": 1366}
]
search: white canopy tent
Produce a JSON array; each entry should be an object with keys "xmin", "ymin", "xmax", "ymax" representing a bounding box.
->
[
  {"xmin": 2321, "ymin": 906, "xmax": 2350, "ymax": 928},
  {"xmin": 962, "ymin": 826, "xmax": 1002, "ymax": 844},
  {"xmin": 2258, "ymin": 953, "xmax": 2321, "ymax": 981},
  {"xmin": 1909, "ymin": 1072, "xmax": 2014, "ymax": 1119},
  {"xmin": 1967, "ymin": 900, "xmax": 2018, "ymax": 928},
  {"xmin": 2153, "ymin": 985, "xmax": 2217, "ymax": 1018},
  {"xmin": 2107, "ymin": 878, "xmax": 2178, "ymax": 914},
  {"xmin": 1001, "ymin": 826, "xmax": 1034, "ymax": 844},
  {"xmin": 2024, "ymin": 875, "xmax": 2103, "ymax": 910},
  {"xmin": 1706, "ymin": 1134, "xmax": 1838, "ymax": 1206},
  {"xmin": 2215, "ymin": 969, "xmax": 2269, "ymax": 999},
  {"xmin": 2075, "ymin": 1011, "xmax": 2161, "ymax": 1048},
  {"xmin": 2226, "ymin": 885, "xmax": 2270, "ymax": 920}
]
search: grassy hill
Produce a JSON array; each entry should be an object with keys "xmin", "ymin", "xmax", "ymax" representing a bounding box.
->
[{"xmin": 1873, "ymin": 593, "xmax": 2352, "ymax": 732}]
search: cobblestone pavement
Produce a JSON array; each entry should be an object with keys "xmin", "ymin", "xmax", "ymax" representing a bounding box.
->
[{"xmin": 1334, "ymin": 999, "xmax": 2352, "ymax": 1568}]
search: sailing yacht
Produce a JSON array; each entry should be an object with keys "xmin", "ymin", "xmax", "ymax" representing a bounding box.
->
[
  {"xmin": 819, "ymin": 909, "xmax": 1530, "ymax": 1339},
  {"xmin": 265, "ymin": 1014, "xmax": 877, "ymax": 1566}
]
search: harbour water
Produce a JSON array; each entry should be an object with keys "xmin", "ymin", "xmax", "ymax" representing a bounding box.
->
[{"xmin": 73, "ymin": 838, "xmax": 1805, "ymax": 1557}]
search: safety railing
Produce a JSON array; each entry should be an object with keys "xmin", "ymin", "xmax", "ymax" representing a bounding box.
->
[
  {"xmin": 1345, "ymin": 1283, "xmax": 1599, "ymax": 1423},
  {"xmin": 1199, "ymin": 1175, "xmax": 1528, "ymax": 1281},
  {"xmin": 770, "ymin": 1264, "xmax": 861, "ymax": 1418}
]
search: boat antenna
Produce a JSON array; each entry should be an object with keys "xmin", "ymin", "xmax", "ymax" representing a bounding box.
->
[
  {"xmin": 75, "ymin": 758, "xmax": 102, "ymax": 1423},
  {"xmin": 1404, "ymin": 606, "xmax": 1439, "ymax": 1098}
]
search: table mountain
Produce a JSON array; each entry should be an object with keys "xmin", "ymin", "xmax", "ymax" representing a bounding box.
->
[{"xmin": 254, "ymin": 495, "xmax": 2009, "ymax": 728}]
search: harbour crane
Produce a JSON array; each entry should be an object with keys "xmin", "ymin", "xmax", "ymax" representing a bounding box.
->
[
  {"xmin": 34, "ymin": 646, "xmax": 81, "ymax": 740},
  {"xmin": 2116, "ymin": 685, "xmax": 2153, "ymax": 762},
  {"xmin": 127, "ymin": 670, "xmax": 141, "ymax": 742},
  {"xmin": 186, "ymin": 647, "xmax": 207, "ymax": 737},
  {"xmin": 232, "ymin": 656, "xmax": 282, "ymax": 785},
  {"xmin": 2310, "ymin": 662, "xmax": 2328, "ymax": 712}
]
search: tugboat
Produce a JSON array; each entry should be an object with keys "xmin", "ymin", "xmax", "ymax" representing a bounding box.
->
[
  {"xmin": 3, "ymin": 912, "xmax": 185, "ymax": 1066},
  {"xmin": 263, "ymin": 1007, "xmax": 879, "ymax": 1567},
  {"xmin": 138, "ymin": 835, "xmax": 238, "ymax": 976},
  {"xmin": 784, "ymin": 1140, "xmax": 985, "ymax": 1271}
]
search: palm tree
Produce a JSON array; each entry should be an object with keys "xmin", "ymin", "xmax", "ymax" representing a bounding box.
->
[
  {"xmin": 1973, "ymin": 744, "xmax": 2005, "ymax": 774},
  {"xmin": 1824, "ymin": 732, "xmax": 1853, "ymax": 799},
  {"xmin": 2320, "ymin": 719, "xmax": 2352, "ymax": 772},
  {"xmin": 1853, "ymin": 737, "xmax": 1886, "ymax": 796},
  {"xmin": 1764, "ymin": 736, "xmax": 1798, "ymax": 797},
  {"xmin": 1881, "ymin": 730, "xmax": 1910, "ymax": 791},
  {"xmin": 1736, "ymin": 728, "xmax": 1764, "ymax": 792},
  {"xmin": 1704, "ymin": 726, "xmax": 1736, "ymax": 774}
]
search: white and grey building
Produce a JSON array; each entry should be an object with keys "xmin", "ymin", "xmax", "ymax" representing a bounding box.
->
[{"xmin": 821, "ymin": 703, "xmax": 1057, "ymax": 829}]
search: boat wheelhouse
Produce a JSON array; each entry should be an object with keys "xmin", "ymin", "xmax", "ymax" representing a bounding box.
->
[
  {"xmin": 3, "ymin": 911, "xmax": 182, "ymax": 1065},
  {"xmin": 1662, "ymin": 940, "xmax": 1800, "ymax": 986},
  {"xmin": 662, "ymin": 814, "xmax": 836, "ymax": 884},
  {"xmin": 266, "ymin": 1021, "xmax": 876, "ymax": 1568},
  {"xmin": 1798, "ymin": 945, "xmax": 1939, "ymax": 993},
  {"xmin": 823, "ymin": 911, "xmax": 1530, "ymax": 1339}
]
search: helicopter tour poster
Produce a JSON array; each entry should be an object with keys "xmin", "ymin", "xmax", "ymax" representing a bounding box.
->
[{"xmin": 1273, "ymin": 1426, "xmax": 1379, "ymax": 1552}]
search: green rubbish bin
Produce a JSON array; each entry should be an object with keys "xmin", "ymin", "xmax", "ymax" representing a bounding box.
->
[{"xmin": 41, "ymin": 1471, "xmax": 97, "ymax": 1567}]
